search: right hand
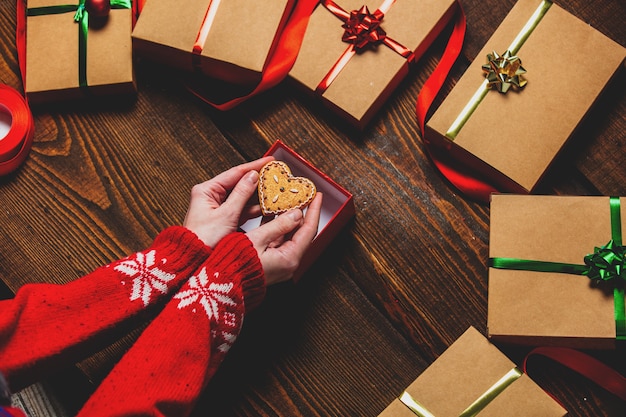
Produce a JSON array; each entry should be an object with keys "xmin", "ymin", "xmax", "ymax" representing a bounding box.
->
[{"xmin": 246, "ymin": 193, "xmax": 323, "ymax": 286}]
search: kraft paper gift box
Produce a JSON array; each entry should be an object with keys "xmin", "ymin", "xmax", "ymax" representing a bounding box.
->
[
  {"xmin": 378, "ymin": 327, "xmax": 566, "ymax": 416},
  {"xmin": 25, "ymin": 0, "xmax": 136, "ymax": 104},
  {"xmin": 132, "ymin": 0, "xmax": 293, "ymax": 86},
  {"xmin": 488, "ymin": 194, "xmax": 626, "ymax": 349},
  {"xmin": 240, "ymin": 140, "xmax": 355, "ymax": 282},
  {"xmin": 289, "ymin": 0, "xmax": 458, "ymax": 130},
  {"xmin": 425, "ymin": 0, "xmax": 625, "ymax": 194}
]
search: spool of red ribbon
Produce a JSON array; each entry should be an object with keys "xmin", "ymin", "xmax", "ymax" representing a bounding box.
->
[{"xmin": 0, "ymin": 84, "xmax": 34, "ymax": 176}]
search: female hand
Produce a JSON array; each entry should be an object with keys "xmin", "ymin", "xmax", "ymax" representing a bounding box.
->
[
  {"xmin": 246, "ymin": 193, "xmax": 323, "ymax": 285},
  {"xmin": 183, "ymin": 156, "xmax": 274, "ymax": 248}
]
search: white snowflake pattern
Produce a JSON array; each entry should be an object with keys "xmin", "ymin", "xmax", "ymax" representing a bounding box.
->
[
  {"xmin": 174, "ymin": 269, "xmax": 238, "ymax": 323},
  {"xmin": 218, "ymin": 332, "xmax": 237, "ymax": 353},
  {"xmin": 115, "ymin": 250, "xmax": 176, "ymax": 306}
]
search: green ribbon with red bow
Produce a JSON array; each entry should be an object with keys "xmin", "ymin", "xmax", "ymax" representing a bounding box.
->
[
  {"xmin": 27, "ymin": 0, "xmax": 131, "ymax": 92},
  {"xmin": 490, "ymin": 196, "xmax": 626, "ymax": 340}
]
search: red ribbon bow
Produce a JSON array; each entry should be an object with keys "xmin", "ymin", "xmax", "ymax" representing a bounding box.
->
[
  {"xmin": 341, "ymin": 6, "xmax": 386, "ymax": 51},
  {"xmin": 316, "ymin": 1, "xmax": 411, "ymax": 94}
]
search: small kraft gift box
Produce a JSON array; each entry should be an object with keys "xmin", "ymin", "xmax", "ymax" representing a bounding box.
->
[
  {"xmin": 488, "ymin": 194, "xmax": 626, "ymax": 349},
  {"xmin": 25, "ymin": 0, "xmax": 136, "ymax": 104},
  {"xmin": 240, "ymin": 140, "xmax": 355, "ymax": 282},
  {"xmin": 424, "ymin": 0, "xmax": 625, "ymax": 194},
  {"xmin": 289, "ymin": 0, "xmax": 459, "ymax": 130},
  {"xmin": 131, "ymin": 0, "xmax": 295, "ymax": 86},
  {"xmin": 377, "ymin": 326, "xmax": 566, "ymax": 416}
]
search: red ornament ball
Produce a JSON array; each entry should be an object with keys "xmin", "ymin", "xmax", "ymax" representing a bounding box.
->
[{"xmin": 85, "ymin": 0, "xmax": 111, "ymax": 17}]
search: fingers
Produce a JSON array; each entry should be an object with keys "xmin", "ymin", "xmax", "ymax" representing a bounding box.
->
[
  {"xmin": 220, "ymin": 170, "xmax": 260, "ymax": 215},
  {"xmin": 247, "ymin": 209, "xmax": 304, "ymax": 251},
  {"xmin": 293, "ymin": 193, "xmax": 322, "ymax": 247},
  {"xmin": 196, "ymin": 156, "xmax": 275, "ymax": 197},
  {"xmin": 246, "ymin": 193, "xmax": 324, "ymax": 285}
]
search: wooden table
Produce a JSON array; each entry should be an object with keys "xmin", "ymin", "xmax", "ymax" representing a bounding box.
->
[{"xmin": 1, "ymin": 0, "xmax": 625, "ymax": 415}]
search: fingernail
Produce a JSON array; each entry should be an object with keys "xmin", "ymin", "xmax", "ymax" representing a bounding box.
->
[
  {"xmin": 287, "ymin": 209, "xmax": 302, "ymax": 221},
  {"xmin": 246, "ymin": 171, "xmax": 259, "ymax": 184}
]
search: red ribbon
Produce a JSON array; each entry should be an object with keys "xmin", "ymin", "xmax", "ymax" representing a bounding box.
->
[
  {"xmin": 1, "ymin": 0, "xmax": 35, "ymax": 176},
  {"xmin": 0, "ymin": 85, "xmax": 34, "ymax": 176},
  {"xmin": 192, "ymin": 0, "xmax": 221, "ymax": 55},
  {"xmin": 133, "ymin": 0, "xmax": 146, "ymax": 23},
  {"xmin": 316, "ymin": 0, "xmax": 411, "ymax": 94},
  {"xmin": 415, "ymin": 3, "xmax": 501, "ymax": 203},
  {"xmin": 186, "ymin": 0, "xmax": 320, "ymax": 110},
  {"xmin": 524, "ymin": 347, "xmax": 626, "ymax": 403},
  {"xmin": 341, "ymin": 5, "xmax": 386, "ymax": 51}
]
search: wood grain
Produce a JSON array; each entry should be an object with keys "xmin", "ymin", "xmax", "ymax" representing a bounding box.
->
[{"xmin": 0, "ymin": 0, "xmax": 624, "ymax": 416}]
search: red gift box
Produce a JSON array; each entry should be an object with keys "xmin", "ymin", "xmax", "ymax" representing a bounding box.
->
[{"xmin": 240, "ymin": 140, "xmax": 355, "ymax": 282}]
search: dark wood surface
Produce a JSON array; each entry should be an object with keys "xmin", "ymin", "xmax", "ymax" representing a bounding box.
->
[{"xmin": 1, "ymin": 0, "xmax": 625, "ymax": 415}]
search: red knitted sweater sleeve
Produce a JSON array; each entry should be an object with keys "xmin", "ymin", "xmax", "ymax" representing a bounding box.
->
[
  {"xmin": 0, "ymin": 226, "xmax": 211, "ymax": 391},
  {"xmin": 76, "ymin": 232, "xmax": 265, "ymax": 417}
]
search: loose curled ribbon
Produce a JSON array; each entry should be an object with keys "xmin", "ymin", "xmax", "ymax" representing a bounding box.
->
[
  {"xmin": 489, "ymin": 196, "xmax": 626, "ymax": 340},
  {"xmin": 524, "ymin": 347, "xmax": 626, "ymax": 402},
  {"xmin": 186, "ymin": 0, "xmax": 319, "ymax": 110},
  {"xmin": 25, "ymin": 0, "xmax": 132, "ymax": 92},
  {"xmin": 316, "ymin": 0, "xmax": 411, "ymax": 94}
]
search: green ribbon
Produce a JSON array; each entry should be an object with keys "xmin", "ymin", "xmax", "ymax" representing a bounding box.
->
[
  {"xmin": 27, "ymin": 0, "xmax": 132, "ymax": 92},
  {"xmin": 399, "ymin": 367, "xmax": 523, "ymax": 416},
  {"xmin": 490, "ymin": 196, "xmax": 626, "ymax": 341}
]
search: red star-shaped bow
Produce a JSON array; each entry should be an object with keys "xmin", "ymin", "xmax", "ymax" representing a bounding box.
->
[{"xmin": 341, "ymin": 5, "xmax": 386, "ymax": 51}]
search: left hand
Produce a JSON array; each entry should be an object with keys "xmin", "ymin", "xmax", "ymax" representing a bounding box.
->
[{"xmin": 183, "ymin": 156, "xmax": 274, "ymax": 248}]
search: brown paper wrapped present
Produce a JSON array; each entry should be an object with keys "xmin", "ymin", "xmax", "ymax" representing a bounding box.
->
[
  {"xmin": 425, "ymin": 0, "xmax": 625, "ymax": 193},
  {"xmin": 488, "ymin": 194, "xmax": 626, "ymax": 349},
  {"xmin": 289, "ymin": 0, "xmax": 457, "ymax": 129},
  {"xmin": 25, "ymin": 0, "xmax": 136, "ymax": 104},
  {"xmin": 378, "ymin": 327, "xmax": 566, "ymax": 416},
  {"xmin": 132, "ymin": 0, "xmax": 294, "ymax": 86}
]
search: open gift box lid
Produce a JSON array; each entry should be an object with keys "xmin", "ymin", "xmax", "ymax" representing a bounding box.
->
[{"xmin": 240, "ymin": 140, "xmax": 355, "ymax": 282}]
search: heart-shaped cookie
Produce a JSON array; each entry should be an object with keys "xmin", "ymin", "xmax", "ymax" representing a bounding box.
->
[{"xmin": 258, "ymin": 161, "xmax": 316, "ymax": 216}]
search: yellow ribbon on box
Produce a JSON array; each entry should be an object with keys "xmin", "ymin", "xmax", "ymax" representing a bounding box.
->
[
  {"xmin": 399, "ymin": 367, "xmax": 523, "ymax": 416},
  {"xmin": 445, "ymin": 0, "xmax": 552, "ymax": 140}
]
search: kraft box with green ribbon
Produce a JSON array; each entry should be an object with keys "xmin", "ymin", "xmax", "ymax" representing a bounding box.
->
[
  {"xmin": 488, "ymin": 194, "xmax": 626, "ymax": 349},
  {"xmin": 25, "ymin": 0, "xmax": 136, "ymax": 104},
  {"xmin": 424, "ymin": 0, "xmax": 625, "ymax": 195},
  {"xmin": 377, "ymin": 326, "xmax": 566, "ymax": 416}
]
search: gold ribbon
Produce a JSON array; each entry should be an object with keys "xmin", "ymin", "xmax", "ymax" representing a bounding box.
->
[
  {"xmin": 445, "ymin": 0, "xmax": 552, "ymax": 140},
  {"xmin": 399, "ymin": 367, "xmax": 523, "ymax": 416}
]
